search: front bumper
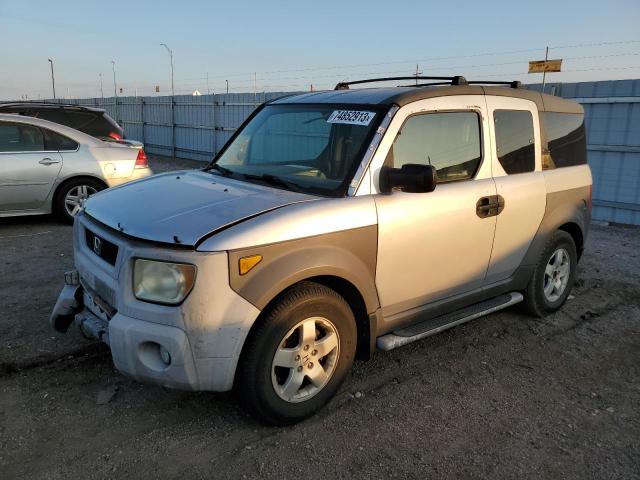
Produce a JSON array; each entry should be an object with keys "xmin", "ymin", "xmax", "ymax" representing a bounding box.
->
[{"xmin": 50, "ymin": 271, "xmax": 243, "ymax": 391}]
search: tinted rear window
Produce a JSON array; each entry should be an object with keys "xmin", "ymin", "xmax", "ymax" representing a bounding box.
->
[
  {"xmin": 43, "ymin": 128, "xmax": 79, "ymax": 151},
  {"xmin": 542, "ymin": 112, "xmax": 587, "ymax": 169}
]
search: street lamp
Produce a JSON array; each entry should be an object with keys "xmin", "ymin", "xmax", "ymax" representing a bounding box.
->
[
  {"xmin": 160, "ymin": 43, "xmax": 174, "ymax": 97},
  {"xmin": 48, "ymin": 58, "xmax": 56, "ymax": 99},
  {"xmin": 111, "ymin": 60, "xmax": 117, "ymax": 98}
]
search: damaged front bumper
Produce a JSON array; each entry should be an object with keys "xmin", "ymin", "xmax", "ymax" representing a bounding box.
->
[
  {"xmin": 49, "ymin": 270, "xmax": 199, "ymax": 390},
  {"xmin": 50, "ymin": 270, "xmax": 111, "ymax": 344}
]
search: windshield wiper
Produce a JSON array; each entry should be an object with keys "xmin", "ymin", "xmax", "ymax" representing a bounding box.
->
[
  {"xmin": 244, "ymin": 173, "xmax": 306, "ymax": 193},
  {"xmin": 207, "ymin": 163, "xmax": 234, "ymax": 176}
]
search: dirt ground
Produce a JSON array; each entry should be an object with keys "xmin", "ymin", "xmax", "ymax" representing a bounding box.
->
[{"xmin": 1, "ymin": 156, "xmax": 639, "ymax": 479}]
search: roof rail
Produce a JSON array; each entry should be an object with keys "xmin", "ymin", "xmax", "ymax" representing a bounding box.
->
[
  {"xmin": 0, "ymin": 101, "xmax": 98, "ymax": 110},
  {"xmin": 466, "ymin": 80, "xmax": 522, "ymax": 89},
  {"xmin": 334, "ymin": 75, "xmax": 467, "ymax": 90}
]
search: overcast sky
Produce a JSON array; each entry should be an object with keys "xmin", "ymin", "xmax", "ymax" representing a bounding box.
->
[{"xmin": 1, "ymin": 0, "xmax": 639, "ymax": 100}]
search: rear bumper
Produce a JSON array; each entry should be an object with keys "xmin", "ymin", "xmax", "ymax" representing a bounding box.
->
[{"xmin": 105, "ymin": 167, "xmax": 153, "ymax": 187}]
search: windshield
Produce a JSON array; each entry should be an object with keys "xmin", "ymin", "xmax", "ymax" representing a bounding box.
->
[{"xmin": 207, "ymin": 104, "xmax": 385, "ymax": 196}]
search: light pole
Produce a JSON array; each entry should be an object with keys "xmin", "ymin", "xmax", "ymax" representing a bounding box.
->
[
  {"xmin": 48, "ymin": 58, "xmax": 56, "ymax": 99},
  {"xmin": 111, "ymin": 60, "xmax": 119, "ymax": 122},
  {"xmin": 99, "ymin": 73, "xmax": 104, "ymax": 98},
  {"xmin": 226, "ymin": 79, "xmax": 229, "ymax": 94},
  {"xmin": 111, "ymin": 60, "xmax": 117, "ymax": 98},
  {"xmin": 160, "ymin": 43, "xmax": 175, "ymax": 158},
  {"xmin": 160, "ymin": 43, "xmax": 174, "ymax": 96}
]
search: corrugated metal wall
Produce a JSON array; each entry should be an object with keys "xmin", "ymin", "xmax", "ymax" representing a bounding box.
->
[
  {"xmin": 48, "ymin": 79, "xmax": 640, "ymax": 225},
  {"xmin": 531, "ymin": 79, "xmax": 640, "ymax": 225}
]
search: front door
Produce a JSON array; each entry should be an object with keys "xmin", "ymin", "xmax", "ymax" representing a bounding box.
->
[
  {"xmin": 372, "ymin": 96, "xmax": 497, "ymax": 322},
  {"xmin": 0, "ymin": 121, "xmax": 62, "ymax": 212}
]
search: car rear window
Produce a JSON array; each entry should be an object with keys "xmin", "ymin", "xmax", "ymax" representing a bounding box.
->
[
  {"xmin": 542, "ymin": 112, "xmax": 587, "ymax": 169},
  {"xmin": 43, "ymin": 128, "xmax": 79, "ymax": 151}
]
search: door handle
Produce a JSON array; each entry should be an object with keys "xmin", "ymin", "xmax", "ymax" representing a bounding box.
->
[
  {"xmin": 476, "ymin": 195, "xmax": 505, "ymax": 218},
  {"xmin": 39, "ymin": 158, "xmax": 60, "ymax": 166}
]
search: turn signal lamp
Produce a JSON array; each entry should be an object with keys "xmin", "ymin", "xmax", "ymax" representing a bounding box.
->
[{"xmin": 239, "ymin": 255, "xmax": 262, "ymax": 275}]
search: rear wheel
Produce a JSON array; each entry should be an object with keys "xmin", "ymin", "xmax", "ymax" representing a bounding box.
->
[
  {"xmin": 55, "ymin": 178, "xmax": 105, "ymax": 224},
  {"xmin": 237, "ymin": 282, "xmax": 357, "ymax": 425},
  {"xmin": 522, "ymin": 230, "xmax": 577, "ymax": 317}
]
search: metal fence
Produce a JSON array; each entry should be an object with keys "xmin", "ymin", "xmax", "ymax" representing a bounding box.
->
[
  {"xmin": 48, "ymin": 92, "xmax": 299, "ymax": 161},
  {"xmin": 47, "ymin": 79, "xmax": 640, "ymax": 225},
  {"xmin": 531, "ymin": 79, "xmax": 640, "ymax": 225}
]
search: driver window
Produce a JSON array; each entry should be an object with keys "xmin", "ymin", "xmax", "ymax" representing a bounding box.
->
[{"xmin": 387, "ymin": 111, "xmax": 482, "ymax": 183}]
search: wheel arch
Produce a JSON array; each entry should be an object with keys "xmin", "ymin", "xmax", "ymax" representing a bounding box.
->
[
  {"xmin": 558, "ymin": 221, "xmax": 584, "ymax": 260},
  {"xmin": 52, "ymin": 174, "xmax": 108, "ymax": 207}
]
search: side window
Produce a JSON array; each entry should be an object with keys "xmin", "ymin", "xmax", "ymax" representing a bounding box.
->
[
  {"xmin": 0, "ymin": 123, "xmax": 45, "ymax": 152},
  {"xmin": 43, "ymin": 128, "xmax": 79, "ymax": 151},
  {"xmin": 542, "ymin": 112, "xmax": 587, "ymax": 169},
  {"xmin": 493, "ymin": 110, "xmax": 535, "ymax": 174},
  {"xmin": 388, "ymin": 111, "xmax": 482, "ymax": 183}
]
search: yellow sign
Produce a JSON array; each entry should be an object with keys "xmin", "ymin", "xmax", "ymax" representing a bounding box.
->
[{"xmin": 528, "ymin": 59, "xmax": 562, "ymax": 73}]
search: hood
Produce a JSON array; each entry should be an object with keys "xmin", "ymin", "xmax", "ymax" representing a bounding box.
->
[{"xmin": 83, "ymin": 170, "xmax": 316, "ymax": 246}]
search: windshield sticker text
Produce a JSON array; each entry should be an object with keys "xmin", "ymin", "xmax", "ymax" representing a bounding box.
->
[{"xmin": 327, "ymin": 110, "xmax": 376, "ymax": 126}]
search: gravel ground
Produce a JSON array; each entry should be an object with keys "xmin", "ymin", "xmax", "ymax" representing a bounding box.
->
[{"xmin": 1, "ymin": 156, "xmax": 639, "ymax": 479}]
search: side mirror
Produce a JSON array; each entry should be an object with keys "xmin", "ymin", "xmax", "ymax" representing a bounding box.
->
[{"xmin": 379, "ymin": 164, "xmax": 437, "ymax": 194}]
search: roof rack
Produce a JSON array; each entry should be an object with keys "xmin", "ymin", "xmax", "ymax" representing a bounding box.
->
[
  {"xmin": 466, "ymin": 80, "xmax": 522, "ymax": 89},
  {"xmin": 334, "ymin": 76, "xmax": 468, "ymax": 90},
  {"xmin": 0, "ymin": 101, "xmax": 100, "ymax": 110}
]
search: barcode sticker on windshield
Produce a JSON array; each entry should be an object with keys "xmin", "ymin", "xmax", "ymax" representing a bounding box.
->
[{"xmin": 327, "ymin": 110, "xmax": 376, "ymax": 126}]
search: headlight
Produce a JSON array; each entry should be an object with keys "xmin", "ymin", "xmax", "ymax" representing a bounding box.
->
[{"xmin": 133, "ymin": 259, "xmax": 196, "ymax": 305}]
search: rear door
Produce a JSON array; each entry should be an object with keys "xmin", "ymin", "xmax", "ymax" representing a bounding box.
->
[
  {"xmin": 484, "ymin": 96, "xmax": 546, "ymax": 283},
  {"xmin": 0, "ymin": 121, "xmax": 63, "ymax": 212}
]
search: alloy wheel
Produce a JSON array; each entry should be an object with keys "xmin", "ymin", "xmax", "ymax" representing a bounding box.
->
[
  {"xmin": 271, "ymin": 316, "xmax": 340, "ymax": 403},
  {"xmin": 543, "ymin": 247, "xmax": 571, "ymax": 302},
  {"xmin": 64, "ymin": 184, "xmax": 97, "ymax": 217}
]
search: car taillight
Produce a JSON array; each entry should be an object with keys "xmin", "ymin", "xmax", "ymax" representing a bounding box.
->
[
  {"xmin": 135, "ymin": 149, "xmax": 148, "ymax": 168},
  {"xmin": 109, "ymin": 131, "xmax": 123, "ymax": 140}
]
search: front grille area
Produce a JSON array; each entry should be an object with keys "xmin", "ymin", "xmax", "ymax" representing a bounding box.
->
[{"xmin": 85, "ymin": 228, "xmax": 119, "ymax": 265}]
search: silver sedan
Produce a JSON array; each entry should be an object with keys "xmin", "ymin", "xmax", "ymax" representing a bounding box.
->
[{"xmin": 0, "ymin": 113, "xmax": 152, "ymax": 223}]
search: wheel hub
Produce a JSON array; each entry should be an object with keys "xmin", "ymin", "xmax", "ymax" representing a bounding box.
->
[{"xmin": 271, "ymin": 316, "xmax": 340, "ymax": 403}]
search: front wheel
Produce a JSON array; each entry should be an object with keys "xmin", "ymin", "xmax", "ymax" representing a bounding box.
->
[
  {"xmin": 237, "ymin": 282, "xmax": 357, "ymax": 425},
  {"xmin": 522, "ymin": 230, "xmax": 577, "ymax": 317}
]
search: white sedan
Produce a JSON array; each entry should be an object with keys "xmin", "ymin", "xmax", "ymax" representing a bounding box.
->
[{"xmin": 0, "ymin": 113, "xmax": 152, "ymax": 222}]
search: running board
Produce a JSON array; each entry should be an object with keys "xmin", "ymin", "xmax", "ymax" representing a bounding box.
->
[{"xmin": 376, "ymin": 292, "xmax": 523, "ymax": 351}]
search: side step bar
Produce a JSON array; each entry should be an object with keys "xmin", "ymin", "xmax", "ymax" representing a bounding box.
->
[{"xmin": 376, "ymin": 292, "xmax": 523, "ymax": 351}]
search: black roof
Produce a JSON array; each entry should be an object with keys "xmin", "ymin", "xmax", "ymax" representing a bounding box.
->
[
  {"xmin": 270, "ymin": 84, "xmax": 582, "ymax": 113},
  {"xmin": 0, "ymin": 102, "xmax": 105, "ymax": 113}
]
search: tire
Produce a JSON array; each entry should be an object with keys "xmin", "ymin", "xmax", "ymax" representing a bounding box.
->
[
  {"xmin": 522, "ymin": 230, "xmax": 577, "ymax": 317},
  {"xmin": 237, "ymin": 281, "xmax": 357, "ymax": 425},
  {"xmin": 54, "ymin": 178, "xmax": 105, "ymax": 224}
]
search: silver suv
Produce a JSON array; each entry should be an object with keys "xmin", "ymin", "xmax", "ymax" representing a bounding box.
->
[{"xmin": 51, "ymin": 76, "xmax": 592, "ymax": 424}]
